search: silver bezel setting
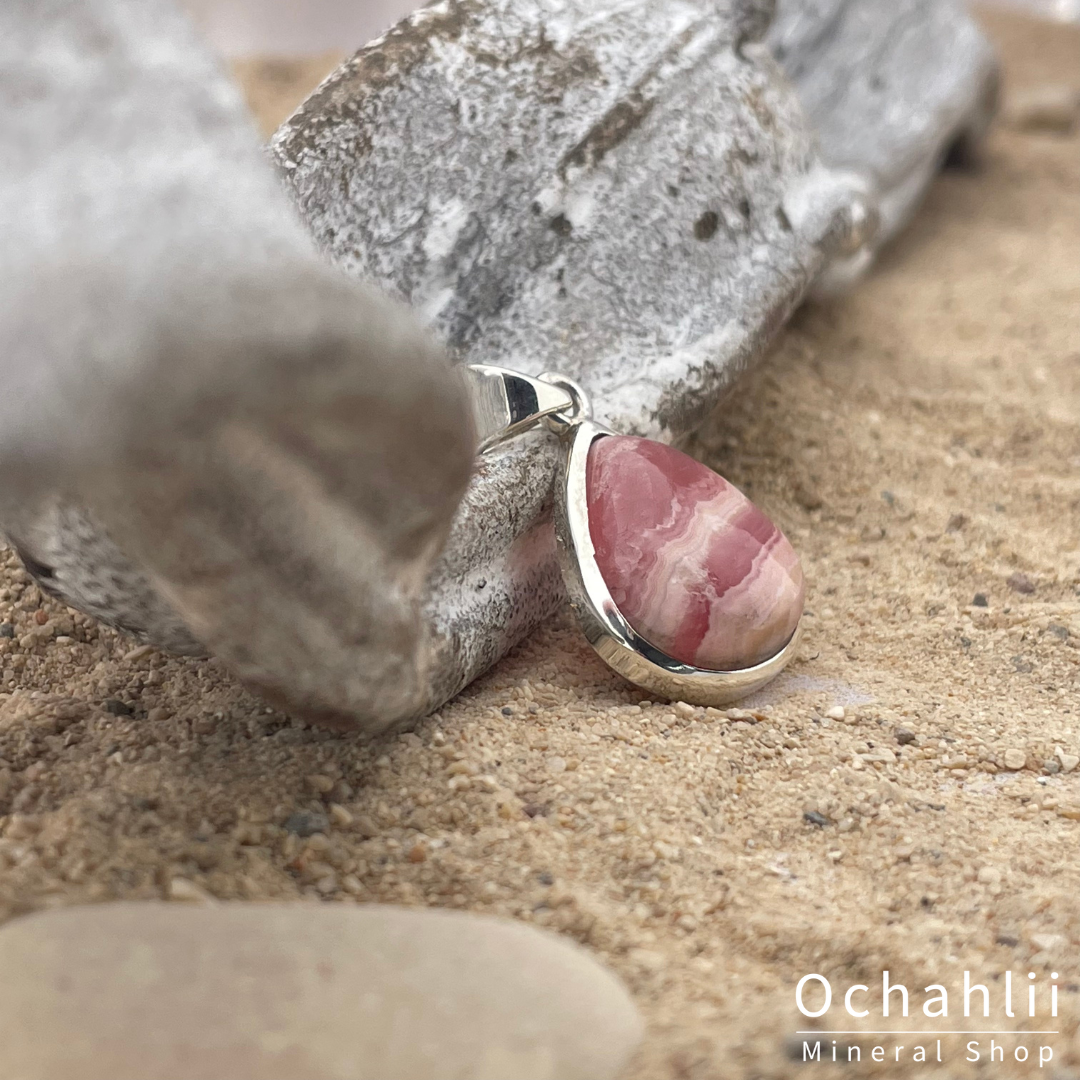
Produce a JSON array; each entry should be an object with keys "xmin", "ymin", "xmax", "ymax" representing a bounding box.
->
[{"xmin": 552, "ymin": 419, "xmax": 802, "ymax": 706}]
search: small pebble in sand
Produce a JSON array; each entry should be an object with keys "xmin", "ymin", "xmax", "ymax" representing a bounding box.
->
[
  {"xmin": 0, "ymin": 623, "xmax": 13, "ymax": 637},
  {"xmin": 191, "ymin": 714, "xmax": 215, "ymax": 735},
  {"xmin": 283, "ymin": 810, "xmax": 329, "ymax": 837},
  {"xmin": 793, "ymin": 481, "xmax": 824, "ymax": 511},
  {"xmin": 1006, "ymin": 571, "xmax": 1036, "ymax": 595},
  {"xmin": 725, "ymin": 708, "xmax": 756, "ymax": 722},
  {"xmin": 803, "ymin": 810, "xmax": 831, "ymax": 828},
  {"xmin": 6, "ymin": 814, "xmax": 41, "ymax": 839},
  {"xmin": 304, "ymin": 773, "xmax": 335, "ymax": 794},
  {"xmin": 1056, "ymin": 750, "xmax": 1079, "ymax": 774},
  {"xmin": 825, "ymin": 706, "xmax": 845, "ymax": 721},
  {"xmin": 1003, "ymin": 749, "xmax": 1028, "ymax": 771},
  {"xmin": 167, "ymin": 877, "xmax": 215, "ymax": 904},
  {"xmin": 103, "ymin": 699, "xmax": 131, "ymax": 716},
  {"xmin": 629, "ymin": 947, "xmax": 668, "ymax": 973},
  {"xmin": 972, "ymin": 593, "xmax": 989, "ymax": 607},
  {"xmin": 1030, "ymin": 932, "xmax": 1066, "ymax": 953},
  {"xmin": 895, "ymin": 728, "xmax": 916, "ymax": 745},
  {"xmin": 1005, "ymin": 85, "xmax": 1080, "ymax": 134}
]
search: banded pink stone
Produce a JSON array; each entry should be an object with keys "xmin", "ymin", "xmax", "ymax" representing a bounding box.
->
[{"xmin": 586, "ymin": 435, "xmax": 804, "ymax": 671}]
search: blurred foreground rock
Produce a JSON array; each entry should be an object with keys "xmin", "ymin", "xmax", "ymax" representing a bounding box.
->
[
  {"xmin": 0, "ymin": 902, "xmax": 642, "ymax": 1080},
  {"xmin": 0, "ymin": 0, "xmax": 475, "ymax": 730}
]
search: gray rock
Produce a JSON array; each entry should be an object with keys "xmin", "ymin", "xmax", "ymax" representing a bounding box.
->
[
  {"xmin": 0, "ymin": 0, "xmax": 475, "ymax": 729},
  {"xmin": 283, "ymin": 809, "xmax": 329, "ymax": 837},
  {"xmin": 770, "ymin": 0, "xmax": 999, "ymax": 289},
  {"xmin": 272, "ymin": 0, "xmax": 995, "ymax": 719},
  {"xmin": 0, "ymin": 902, "xmax": 643, "ymax": 1080},
  {"xmin": 0, "ymin": 0, "xmax": 997, "ymax": 734}
]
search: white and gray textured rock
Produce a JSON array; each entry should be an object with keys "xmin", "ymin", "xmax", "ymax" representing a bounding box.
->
[
  {"xmin": 271, "ymin": 0, "xmax": 996, "ymax": 719},
  {"xmin": 0, "ymin": 902, "xmax": 643, "ymax": 1080},
  {"xmin": 0, "ymin": 0, "xmax": 997, "ymax": 733},
  {"xmin": 770, "ymin": 0, "xmax": 999, "ymax": 288},
  {"xmin": 0, "ymin": 0, "xmax": 475, "ymax": 729}
]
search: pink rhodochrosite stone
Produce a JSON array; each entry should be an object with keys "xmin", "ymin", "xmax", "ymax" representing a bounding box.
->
[{"xmin": 586, "ymin": 435, "xmax": 804, "ymax": 671}]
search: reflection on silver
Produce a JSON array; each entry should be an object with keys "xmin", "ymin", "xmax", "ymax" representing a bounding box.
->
[
  {"xmin": 464, "ymin": 364, "xmax": 578, "ymax": 453},
  {"xmin": 469, "ymin": 363, "xmax": 803, "ymax": 705}
]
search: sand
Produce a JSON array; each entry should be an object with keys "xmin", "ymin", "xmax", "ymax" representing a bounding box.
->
[{"xmin": 1, "ymin": 9, "xmax": 1077, "ymax": 1077}]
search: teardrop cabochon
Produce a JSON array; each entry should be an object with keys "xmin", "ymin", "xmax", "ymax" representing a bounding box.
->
[{"xmin": 552, "ymin": 423, "xmax": 804, "ymax": 706}]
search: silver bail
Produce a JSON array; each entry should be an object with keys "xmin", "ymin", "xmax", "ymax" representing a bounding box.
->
[{"xmin": 464, "ymin": 364, "xmax": 589, "ymax": 452}]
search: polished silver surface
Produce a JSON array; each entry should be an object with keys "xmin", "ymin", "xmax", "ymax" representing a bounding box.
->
[
  {"xmin": 464, "ymin": 364, "xmax": 578, "ymax": 453},
  {"xmin": 471, "ymin": 364, "xmax": 802, "ymax": 705}
]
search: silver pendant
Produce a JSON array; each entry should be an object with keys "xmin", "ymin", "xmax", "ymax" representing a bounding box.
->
[{"xmin": 466, "ymin": 365, "xmax": 804, "ymax": 706}]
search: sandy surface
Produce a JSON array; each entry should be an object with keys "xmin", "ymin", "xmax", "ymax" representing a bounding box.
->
[{"xmin": 1, "ymin": 9, "xmax": 1078, "ymax": 1078}]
